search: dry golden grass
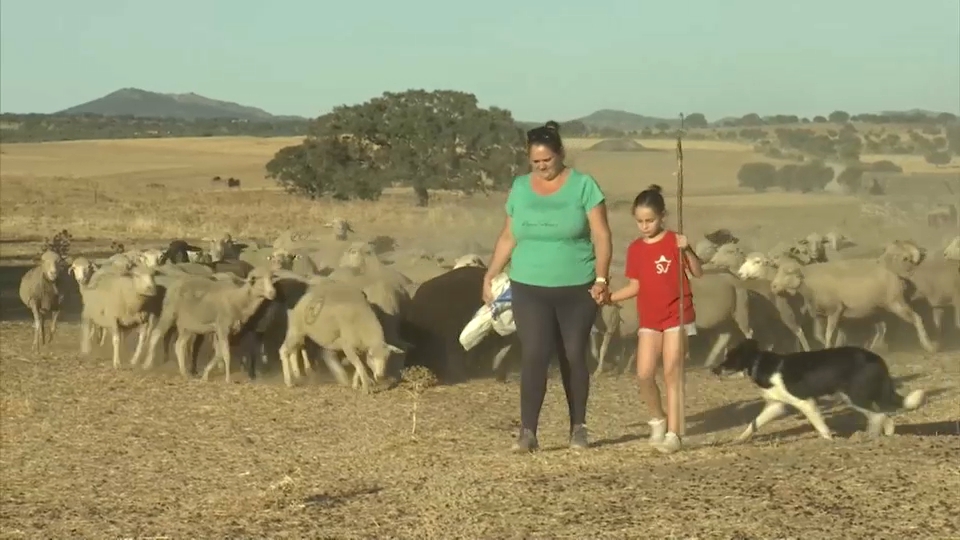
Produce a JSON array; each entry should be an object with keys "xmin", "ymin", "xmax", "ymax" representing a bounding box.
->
[{"xmin": 1, "ymin": 135, "xmax": 959, "ymax": 537}]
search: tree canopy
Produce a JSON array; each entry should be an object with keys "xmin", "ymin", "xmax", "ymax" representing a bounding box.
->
[{"xmin": 266, "ymin": 89, "xmax": 528, "ymax": 205}]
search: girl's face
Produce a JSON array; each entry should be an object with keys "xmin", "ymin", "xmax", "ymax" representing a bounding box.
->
[
  {"xmin": 529, "ymin": 144, "xmax": 564, "ymax": 180},
  {"xmin": 633, "ymin": 205, "xmax": 664, "ymax": 238}
]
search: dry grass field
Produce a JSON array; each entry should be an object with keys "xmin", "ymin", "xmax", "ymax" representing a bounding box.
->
[{"xmin": 1, "ymin": 136, "xmax": 959, "ymax": 538}]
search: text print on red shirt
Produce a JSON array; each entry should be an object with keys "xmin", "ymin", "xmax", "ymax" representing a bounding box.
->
[{"xmin": 625, "ymin": 230, "xmax": 696, "ymax": 332}]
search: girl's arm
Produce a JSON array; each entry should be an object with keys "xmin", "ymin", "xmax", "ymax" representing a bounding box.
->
[
  {"xmin": 683, "ymin": 247, "xmax": 704, "ymax": 278},
  {"xmin": 609, "ymin": 279, "xmax": 640, "ymax": 302}
]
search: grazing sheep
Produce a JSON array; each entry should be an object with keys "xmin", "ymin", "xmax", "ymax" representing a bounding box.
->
[
  {"xmin": 75, "ymin": 264, "xmax": 160, "ymax": 369},
  {"xmin": 279, "ymin": 279, "xmax": 404, "ymax": 392},
  {"xmin": 162, "ymin": 240, "xmax": 203, "ymax": 264},
  {"xmin": 451, "ymin": 253, "xmax": 486, "ymax": 269},
  {"xmin": 142, "ymin": 267, "xmax": 277, "ymax": 382},
  {"xmin": 18, "ymin": 251, "xmax": 63, "ymax": 352},
  {"xmin": 769, "ymin": 259, "xmax": 938, "ymax": 353},
  {"xmin": 400, "ymin": 266, "xmax": 517, "ymax": 383}
]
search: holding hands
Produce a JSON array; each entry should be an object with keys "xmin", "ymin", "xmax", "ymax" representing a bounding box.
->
[{"xmin": 590, "ymin": 280, "xmax": 610, "ymax": 305}]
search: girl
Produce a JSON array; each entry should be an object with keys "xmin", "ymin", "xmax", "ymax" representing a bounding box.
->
[{"xmin": 608, "ymin": 184, "xmax": 703, "ymax": 454}]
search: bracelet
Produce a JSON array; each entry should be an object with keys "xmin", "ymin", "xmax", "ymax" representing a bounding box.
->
[{"xmin": 594, "ymin": 277, "xmax": 608, "ymax": 285}]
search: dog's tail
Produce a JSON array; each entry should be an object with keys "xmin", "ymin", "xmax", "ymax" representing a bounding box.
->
[{"xmin": 878, "ymin": 374, "xmax": 926, "ymax": 411}]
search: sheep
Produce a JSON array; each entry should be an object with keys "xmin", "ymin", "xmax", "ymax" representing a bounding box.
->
[
  {"xmin": 162, "ymin": 240, "xmax": 203, "ymax": 264},
  {"xmin": 269, "ymin": 247, "xmax": 329, "ymax": 277},
  {"xmin": 879, "ymin": 242, "xmax": 960, "ymax": 339},
  {"xmin": 769, "ymin": 258, "xmax": 938, "ymax": 353},
  {"xmin": 400, "ymin": 266, "xmax": 518, "ymax": 383},
  {"xmin": 694, "ymin": 229, "xmax": 740, "ymax": 264},
  {"xmin": 156, "ymin": 262, "xmax": 215, "ymax": 277},
  {"xmin": 943, "ymin": 236, "xmax": 960, "ymax": 261},
  {"xmin": 735, "ymin": 252, "xmax": 813, "ymax": 351},
  {"xmin": 18, "ymin": 251, "xmax": 63, "ymax": 352},
  {"xmin": 279, "ymin": 279, "xmax": 404, "ymax": 392},
  {"xmin": 689, "ymin": 273, "xmax": 753, "ymax": 367},
  {"xmin": 142, "ymin": 267, "xmax": 277, "ymax": 382},
  {"xmin": 74, "ymin": 263, "xmax": 160, "ymax": 369},
  {"xmin": 335, "ymin": 241, "xmax": 414, "ymax": 289},
  {"xmin": 705, "ymin": 243, "xmax": 746, "ymax": 272},
  {"xmin": 107, "ymin": 249, "xmax": 166, "ymax": 270},
  {"xmin": 591, "ymin": 304, "xmax": 623, "ymax": 376},
  {"xmin": 323, "ymin": 218, "xmax": 353, "ymax": 241},
  {"xmin": 451, "ymin": 253, "xmax": 486, "ymax": 269},
  {"xmin": 927, "ymin": 204, "xmax": 957, "ymax": 228},
  {"xmin": 767, "ymin": 238, "xmax": 826, "ymax": 266}
]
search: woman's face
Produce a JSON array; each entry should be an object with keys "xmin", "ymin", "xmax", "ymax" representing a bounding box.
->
[{"xmin": 529, "ymin": 144, "xmax": 564, "ymax": 180}]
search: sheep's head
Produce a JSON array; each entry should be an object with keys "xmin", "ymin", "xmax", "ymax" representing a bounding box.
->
[
  {"xmin": 888, "ymin": 240, "xmax": 924, "ymax": 265},
  {"xmin": 246, "ymin": 268, "xmax": 277, "ymax": 301},
  {"xmin": 138, "ymin": 249, "xmax": 165, "ymax": 269},
  {"xmin": 804, "ymin": 232, "xmax": 825, "ymax": 249},
  {"xmin": 339, "ymin": 242, "xmax": 377, "ymax": 272},
  {"xmin": 824, "ymin": 231, "xmax": 852, "ymax": 251},
  {"xmin": 694, "ymin": 240, "xmax": 718, "ymax": 263},
  {"xmin": 69, "ymin": 257, "xmax": 97, "ymax": 285},
  {"xmin": 737, "ymin": 252, "xmax": 775, "ymax": 280},
  {"xmin": 268, "ymin": 249, "xmax": 296, "ymax": 271},
  {"xmin": 367, "ymin": 342, "xmax": 405, "ymax": 382},
  {"xmin": 452, "ymin": 253, "xmax": 486, "ymax": 270},
  {"xmin": 704, "ymin": 229, "xmax": 738, "ymax": 246},
  {"xmin": 129, "ymin": 267, "xmax": 158, "ymax": 298},
  {"xmin": 770, "ymin": 262, "xmax": 804, "ymax": 295},
  {"xmin": 709, "ymin": 244, "xmax": 745, "ymax": 272}
]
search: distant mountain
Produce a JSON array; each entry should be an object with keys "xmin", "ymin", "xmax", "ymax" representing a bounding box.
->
[
  {"xmin": 570, "ymin": 109, "xmax": 678, "ymax": 131},
  {"xmin": 57, "ymin": 88, "xmax": 307, "ymax": 121}
]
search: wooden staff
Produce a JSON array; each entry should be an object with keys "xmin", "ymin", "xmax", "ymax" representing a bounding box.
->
[{"xmin": 675, "ymin": 113, "xmax": 686, "ymax": 436}]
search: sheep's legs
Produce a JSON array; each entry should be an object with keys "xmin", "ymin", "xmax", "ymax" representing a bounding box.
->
[
  {"xmin": 173, "ymin": 333, "xmax": 193, "ymax": 377},
  {"xmin": 80, "ymin": 316, "xmax": 93, "ymax": 355},
  {"xmin": 129, "ymin": 321, "xmax": 152, "ymax": 367},
  {"xmin": 932, "ymin": 307, "xmax": 944, "ymax": 337},
  {"xmin": 30, "ymin": 306, "xmax": 42, "ymax": 353},
  {"xmin": 202, "ymin": 331, "xmax": 233, "ymax": 383},
  {"xmin": 888, "ymin": 301, "xmax": 938, "ymax": 353},
  {"xmin": 48, "ymin": 310, "xmax": 60, "ymax": 344},
  {"xmin": 492, "ymin": 342, "xmax": 514, "ymax": 381},
  {"xmin": 597, "ymin": 332, "xmax": 612, "ymax": 375},
  {"xmin": 321, "ymin": 349, "xmax": 351, "ymax": 387},
  {"xmin": 703, "ymin": 333, "xmax": 731, "ymax": 367},
  {"xmin": 110, "ymin": 324, "xmax": 123, "ymax": 369},
  {"xmin": 823, "ymin": 310, "xmax": 843, "ymax": 349},
  {"xmin": 795, "ymin": 327, "xmax": 811, "ymax": 352},
  {"xmin": 867, "ymin": 321, "xmax": 887, "ymax": 350},
  {"xmin": 343, "ymin": 348, "xmax": 374, "ymax": 393}
]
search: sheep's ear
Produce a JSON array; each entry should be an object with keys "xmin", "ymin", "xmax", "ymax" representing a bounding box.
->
[{"xmin": 387, "ymin": 344, "xmax": 405, "ymax": 354}]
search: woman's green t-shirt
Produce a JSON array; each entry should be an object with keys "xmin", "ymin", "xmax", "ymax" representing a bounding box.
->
[{"xmin": 506, "ymin": 169, "xmax": 606, "ymax": 287}]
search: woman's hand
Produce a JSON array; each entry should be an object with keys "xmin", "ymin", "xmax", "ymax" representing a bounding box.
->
[{"xmin": 590, "ymin": 281, "xmax": 610, "ymax": 305}]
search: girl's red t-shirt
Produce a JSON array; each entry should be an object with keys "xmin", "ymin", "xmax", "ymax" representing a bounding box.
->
[{"xmin": 624, "ymin": 230, "xmax": 696, "ymax": 331}]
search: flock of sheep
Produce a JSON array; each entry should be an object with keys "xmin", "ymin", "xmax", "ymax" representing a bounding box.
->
[{"xmin": 17, "ymin": 219, "xmax": 960, "ymax": 392}]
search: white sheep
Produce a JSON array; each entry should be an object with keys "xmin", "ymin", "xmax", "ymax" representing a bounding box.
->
[
  {"xmin": 269, "ymin": 247, "xmax": 328, "ymax": 276},
  {"xmin": 18, "ymin": 250, "xmax": 63, "ymax": 352},
  {"xmin": 142, "ymin": 267, "xmax": 277, "ymax": 382},
  {"xmin": 691, "ymin": 273, "xmax": 754, "ymax": 367},
  {"xmin": 68, "ymin": 257, "xmax": 108, "ymax": 347},
  {"xmin": 324, "ymin": 218, "xmax": 353, "ymax": 241},
  {"xmin": 590, "ymin": 304, "xmax": 623, "ymax": 376},
  {"xmin": 335, "ymin": 242, "xmax": 414, "ymax": 288},
  {"xmin": 73, "ymin": 262, "xmax": 160, "ymax": 369},
  {"xmin": 107, "ymin": 249, "xmax": 165, "ymax": 270},
  {"xmin": 769, "ymin": 258, "xmax": 938, "ymax": 353},
  {"xmin": 735, "ymin": 252, "xmax": 813, "ymax": 351},
  {"xmin": 279, "ymin": 279, "xmax": 404, "ymax": 392},
  {"xmin": 943, "ymin": 236, "xmax": 960, "ymax": 261}
]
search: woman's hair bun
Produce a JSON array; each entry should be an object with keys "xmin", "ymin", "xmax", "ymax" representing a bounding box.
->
[
  {"xmin": 544, "ymin": 120, "xmax": 560, "ymax": 132},
  {"xmin": 647, "ymin": 184, "xmax": 663, "ymax": 193}
]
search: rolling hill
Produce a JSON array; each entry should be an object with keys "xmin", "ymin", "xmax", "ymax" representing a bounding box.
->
[{"xmin": 57, "ymin": 88, "xmax": 306, "ymax": 121}]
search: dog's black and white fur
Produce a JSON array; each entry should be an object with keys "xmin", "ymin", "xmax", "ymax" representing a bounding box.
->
[{"xmin": 713, "ymin": 339, "xmax": 926, "ymax": 442}]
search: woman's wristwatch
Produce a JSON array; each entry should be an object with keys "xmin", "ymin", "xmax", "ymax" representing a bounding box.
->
[{"xmin": 594, "ymin": 276, "xmax": 608, "ymax": 286}]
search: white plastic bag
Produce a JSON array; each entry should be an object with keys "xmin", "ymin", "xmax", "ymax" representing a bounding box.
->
[{"xmin": 459, "ymin": 273, "xmax": 515, "ymax": 350}]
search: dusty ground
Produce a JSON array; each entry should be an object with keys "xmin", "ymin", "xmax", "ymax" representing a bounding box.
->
[{"xmin": 1, "ymin": 136, "xmax": 958, "ymax": 538}]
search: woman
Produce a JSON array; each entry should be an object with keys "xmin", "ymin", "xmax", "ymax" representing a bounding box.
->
[{"xmin": 482, "ymin": 120, "xmax": 613, "ymax": 452}]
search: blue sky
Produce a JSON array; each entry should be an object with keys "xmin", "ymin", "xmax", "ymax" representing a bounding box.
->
[{"xmin": 1, "ymin": 0, "xmax": 957, "ymax": 121}]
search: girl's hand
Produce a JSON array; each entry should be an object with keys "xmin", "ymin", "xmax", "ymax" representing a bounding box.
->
[
  {"xmin": 676, "ymin": 234, "xmax": 689, "ymax": 250},
  {"xmin": 590, "ymin": 282, "xmax": 609, "ymax": 305}
]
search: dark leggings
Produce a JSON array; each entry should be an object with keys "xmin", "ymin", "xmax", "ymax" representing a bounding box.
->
[{"xmin": 510, "ymin": 280, "xmax": 599, "ymax": 434}]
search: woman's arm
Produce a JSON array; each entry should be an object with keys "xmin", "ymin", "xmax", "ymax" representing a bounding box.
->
[
  {"xmin": 683, "ymin": 247, "xmax": 704, "ymax": 278},
  {"xmin": 587, "ymin": 202, "xmax": 612, "ymax": 281},
  {"xmin": 610, "ymin": 279, "xmax": 640, "ymax": 302},
  {"xmin": 485, "ymin": 216, "xmax": 516, "ymax": 280}
]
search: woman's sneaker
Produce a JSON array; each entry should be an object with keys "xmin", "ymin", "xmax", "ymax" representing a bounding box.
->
[
  {"xmin": 569, "ymin": 424, "xmax": 590, "ymax": 449},
  {"xmin": 655, "ymin": 432, "xmax": 682, "ymax": 454},
  {"xmin": 648, "ymin": 418, "xmax": 667, "ymax": 445}
]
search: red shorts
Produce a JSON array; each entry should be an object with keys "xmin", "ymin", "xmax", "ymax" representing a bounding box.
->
[{"xmin": 639, "ymin": 305, "xmax": 696, "ymax": 333}]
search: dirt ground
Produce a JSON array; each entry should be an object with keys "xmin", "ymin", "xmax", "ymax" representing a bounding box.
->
[{"xmin": 1, "ymin": 136, "xmax": 959, "ymax": 538}]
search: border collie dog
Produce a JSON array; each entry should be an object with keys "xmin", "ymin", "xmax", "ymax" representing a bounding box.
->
[{"xmin": 712, "ymin": 339, "xmax": 926, "ymax": 442}]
